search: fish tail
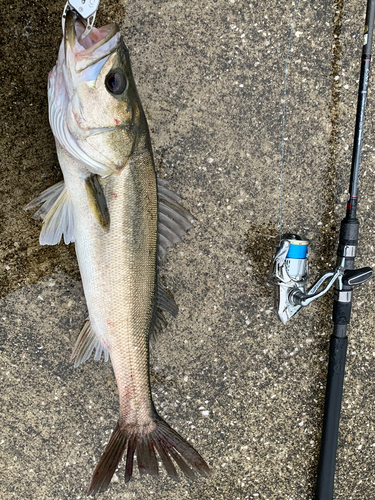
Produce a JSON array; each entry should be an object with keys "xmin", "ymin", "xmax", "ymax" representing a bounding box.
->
[{"xmin": 87, "ymin": 414, "xmax": 210, "ymax": 494}]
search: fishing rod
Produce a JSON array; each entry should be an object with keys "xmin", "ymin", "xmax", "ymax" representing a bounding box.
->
[{"xmin": 267, "ymin": 0, "xmax": 375, "ymax": 498}]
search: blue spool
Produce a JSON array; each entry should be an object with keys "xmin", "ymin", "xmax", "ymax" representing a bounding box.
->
[{"xmin": 286, "ymin": 240, "xmax": 308, "ymax": 259}]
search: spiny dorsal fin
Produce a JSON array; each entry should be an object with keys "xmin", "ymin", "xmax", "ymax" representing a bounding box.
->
[
  {"xmin": 25, "ymin": 181, "xmax": 75, "ymax": 245},
  {"xmin": 157, "ymin": 178, "xmax": 195, "ymax": 262},
  {"xmin": 71, "ymin": 320, "xmax": 110, "ymax": 368}
]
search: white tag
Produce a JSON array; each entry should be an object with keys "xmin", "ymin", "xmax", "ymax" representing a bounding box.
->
[{"xmin": 68, "ymin": 0, "xmax": 100, "ymax": 20}]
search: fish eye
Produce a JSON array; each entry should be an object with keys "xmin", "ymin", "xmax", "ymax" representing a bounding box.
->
[{"xmin": 105, "ymin": 71, "xmax": 127, "ymax": 95}]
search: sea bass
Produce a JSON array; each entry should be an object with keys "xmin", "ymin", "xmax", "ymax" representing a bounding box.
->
[{"xmin": 26, "ymin": 10, "xmax": 209, "ymax": 494}]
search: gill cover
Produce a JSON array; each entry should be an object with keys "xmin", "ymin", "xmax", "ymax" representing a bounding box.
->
[{"xmin": 48, "ymin": 10, "xmax": 143, "ymax": 176}]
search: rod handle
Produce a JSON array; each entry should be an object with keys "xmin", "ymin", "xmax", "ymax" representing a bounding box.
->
[{"xmin": 315, "ymin": 335, "xmax": 348, "ymax": 500}]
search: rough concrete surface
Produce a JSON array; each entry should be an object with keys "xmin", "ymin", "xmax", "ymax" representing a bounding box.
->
[{"xmin": 1, "ymin": 0, "xmax": 375, "ymax": 499}]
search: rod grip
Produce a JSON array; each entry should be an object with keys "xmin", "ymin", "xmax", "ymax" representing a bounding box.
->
[{"xmin": 315, "ymin": 335, "xmax": 348, "ymax": 500}]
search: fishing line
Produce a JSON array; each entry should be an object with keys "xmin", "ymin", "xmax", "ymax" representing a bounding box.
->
[{"xmin": 279, "ymin": 0, "xmax": 300, "ymax": 240}]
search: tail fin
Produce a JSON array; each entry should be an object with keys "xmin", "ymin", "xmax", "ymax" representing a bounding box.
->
[{"xmin": 87, "ymin": 415, "xmax": 210, "ymax": 495}]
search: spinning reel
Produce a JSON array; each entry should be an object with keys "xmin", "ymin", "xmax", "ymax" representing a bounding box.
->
[{"xmin": 267, "ymin": 233, "xmax": 372, "ymax": 324}]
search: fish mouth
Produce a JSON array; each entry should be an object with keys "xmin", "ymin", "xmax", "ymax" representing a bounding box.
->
[{"xmin": 64, "ymin": 9, "xmax": 120, "ymax": 70}]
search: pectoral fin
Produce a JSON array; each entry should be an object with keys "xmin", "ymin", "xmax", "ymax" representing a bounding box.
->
[{"xmin": 85, "ymin": 174, "xmax": 110, "ymax": 231}]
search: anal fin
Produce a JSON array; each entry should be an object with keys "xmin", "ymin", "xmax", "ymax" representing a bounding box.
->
[{"xmin": 71, "ymin": 320, "xmax": 110, "ymax": 368}]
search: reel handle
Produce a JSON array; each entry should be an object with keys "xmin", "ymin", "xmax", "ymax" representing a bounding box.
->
[{"xmin": 342, "ymin": 267, "xmax": 372, "ymax": 286}]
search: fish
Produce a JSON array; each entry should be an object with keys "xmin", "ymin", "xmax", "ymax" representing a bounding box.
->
[{"xmin": 25, "ymin": 9, "xmax": 209, "ymax": 494}]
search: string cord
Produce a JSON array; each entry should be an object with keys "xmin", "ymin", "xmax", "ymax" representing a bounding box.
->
[{"xmin": 279, "ymin": 0, "xmax": 299, "ymax": 240}]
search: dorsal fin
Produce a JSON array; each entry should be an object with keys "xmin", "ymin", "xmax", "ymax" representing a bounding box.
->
[
  {"xmin": 149, "ymin": 278, "xmax": 178, "ymax": 344},
  {"xmin": 157, "ymin": 178, "xmax": 195, "ymax": 262},
  {"xmin": 157, "ymin": 278, "xmax": 178, "ymax": 317},
  {"xmin": 151, "ymin": 179, "xmax": 194, "ymax": 342}
]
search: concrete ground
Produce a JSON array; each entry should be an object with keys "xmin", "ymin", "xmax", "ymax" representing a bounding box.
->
[{"xmin": 1, "ymin": 0, "xmax": 375, "ymax": 498}]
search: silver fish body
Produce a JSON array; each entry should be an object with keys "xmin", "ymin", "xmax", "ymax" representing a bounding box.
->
[
  {"xmin": 26, "ymin": 9, "xmax": 209, "ymax": 493},
  {"xmin": 59, "ymin": 131, "xmax": 157, "ymax": 419}
]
